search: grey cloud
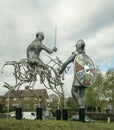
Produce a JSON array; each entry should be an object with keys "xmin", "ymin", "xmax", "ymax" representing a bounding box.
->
[{"xmin": 68, "ymin": 2, "xmax": 114, "ymax": 40}]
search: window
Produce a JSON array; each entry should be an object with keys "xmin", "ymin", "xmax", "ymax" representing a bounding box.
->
[
  {"xmin": 34, "ymin": 104, "xmax": 38, "ymax": 108},
  {"xmin": 5, "ymin": 104, "xmax": 9, "ymax": 107},
  {"xmin": 24, "ymin": 104, "xmax": 29, "ymax": 109},
  {"xmin": 6, "ymin": 98, "xmax": 9, "ymax": 101},
  {"xmin": 24, "ymin": 97, "xmax": 30, "ymax": 101},
  {"xmin": 13, "ymin": 98, "xmax": 17, "ymax": 101},
  {"xmin": 12, "ymin": 103, "xmax": 18, "ymax": 107},
  {"xmin": 34, "ymin": 97, "xmax": 38, "ymax": 101},
  {"xmin": 0, "ymin": 98, "xmax": 2, "ymax": 102}
]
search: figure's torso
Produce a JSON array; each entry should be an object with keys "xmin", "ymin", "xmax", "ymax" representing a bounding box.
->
[{"xmin": 27, "ymin": 39, "xmax": 43, "ymax": 59}]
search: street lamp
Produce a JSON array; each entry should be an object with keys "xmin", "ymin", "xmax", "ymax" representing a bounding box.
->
[{"xmin": 7, "ymin": 91, "xmax": 10, "ymax": 119}]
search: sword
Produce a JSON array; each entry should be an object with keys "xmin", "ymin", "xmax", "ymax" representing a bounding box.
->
[{"xmin": 54, "ymin": 25, "xmax": 57, "ymax": 47}]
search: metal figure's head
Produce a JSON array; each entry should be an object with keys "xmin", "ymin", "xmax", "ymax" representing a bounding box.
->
[
  {"xmin": 36, "ymin": 31, "xmax": 44, "ymax": 40},
  {"xmin": 76, "ymin": 39, "xmax": 85, "ymax": 53}
]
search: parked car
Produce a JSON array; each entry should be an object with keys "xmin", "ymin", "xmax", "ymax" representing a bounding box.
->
[
  {"xmin": 10, "ymin": 111, "xmax": 16, "ymax": 118},
  {"xmin": 23, "ymin": 112, "xmax": 36, "ymax": 120},
  {"xmin": 10, "ymin": 111, "xmax": 36, "ymax": 120},
  {"xmin": 71, "ymin": 115, "xmax": 94, "ymax": 123}
]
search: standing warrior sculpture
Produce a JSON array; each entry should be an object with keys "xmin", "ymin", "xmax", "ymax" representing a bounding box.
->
[
  {"xmin": 27, "ymin": 31, "xmax": 57, "ymax": 73},
  {"xmin": 59, "ymin": 39, "xmax": 95, "ymax": 108}
]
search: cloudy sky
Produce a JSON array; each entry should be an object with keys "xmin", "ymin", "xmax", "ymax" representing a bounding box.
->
[{"xmin": 0, "ymin": 0, "xmax": 114, "ymax": 96}]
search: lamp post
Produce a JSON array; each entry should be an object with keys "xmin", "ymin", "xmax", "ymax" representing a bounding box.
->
[{"xmin": 7, "ymin": 91, "xmax": 10, "ymax": 119}]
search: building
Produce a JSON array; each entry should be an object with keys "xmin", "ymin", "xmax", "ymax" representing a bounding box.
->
[
  {"xmin": 0, "ymin": 95, "xmax": 4, "ymax": 113},
  {"xmin": 0, "ymin": 95, "xmax": 3, "ymax": 103},
  {"xmin": 2, "ymin": 89, "xmax": 48, "ymax": 111}
]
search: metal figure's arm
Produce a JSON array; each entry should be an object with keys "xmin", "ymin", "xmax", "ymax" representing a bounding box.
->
[
  {"xmin": 41, "ymin": 44, "xmax": 57, "ymax": 54},
  {"xmin": 59, "ymin": 53, "xmax": 76, "ymax": 74}
]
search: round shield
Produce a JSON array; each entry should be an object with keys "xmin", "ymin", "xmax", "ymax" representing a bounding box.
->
[{"xmin": 74, "ymin": 53, "xmax": 95, "ymax": 87}]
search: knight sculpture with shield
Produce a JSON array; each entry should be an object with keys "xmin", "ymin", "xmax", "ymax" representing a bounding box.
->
[{"xmin": 59, "ymin": 39, "xmax": 95, "ymax": 122}]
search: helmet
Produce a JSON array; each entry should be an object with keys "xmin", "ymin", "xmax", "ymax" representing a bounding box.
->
[
  {"xmin": 77, "ymin": 39, "xmax": 85, "ymax": 45},
  {"xmin": 36, "ymin": 31, "xmax": 44, "ymax": 39},
  {"xmin": 76, "ymin": 39, "xmax": 85, "ymax": 47},
  {"xmin": 76, "ymin": 39, "xmax": 85, "ymax": 53}
]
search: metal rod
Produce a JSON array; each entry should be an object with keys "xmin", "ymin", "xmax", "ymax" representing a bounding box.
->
[{"xmin": 54, "ymin": 25, "xmax": 57, "ymax": 47}]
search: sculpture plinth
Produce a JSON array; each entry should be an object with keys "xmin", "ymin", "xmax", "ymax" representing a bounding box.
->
[
  {"xmin": 62, "ymin": 108, "xmax": 68, "ymax": 120},
  {"xmin": 16, "ymin": 107, "xmax": 22, "ymax": 119},
  {"xmin": 36, "ymin": 107, "xmax": 43, "ymax": 120},
  {"xmin": 56, "ymin": 109, "xmax": 61, "ymax": 120},
  {"xmin": 79, "ymin": 107, "xmax": 85, "ymax": 122}
]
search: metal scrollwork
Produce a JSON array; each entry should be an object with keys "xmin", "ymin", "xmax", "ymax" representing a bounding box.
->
[{"xmin": 1, "ymin": 57, "xmax": 69, "ymax": 107}]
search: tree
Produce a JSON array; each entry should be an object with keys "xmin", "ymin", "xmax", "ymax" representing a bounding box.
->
[
  {"xmin": 48, "ymin": 94, "xmax": 59, "ymax": 112},
  {"xmin": 86, "ymin": 67, "xmax": 114, "ymax": 113},
  {"xmin": 67, "ymin": 97, "xmax": 77, "ymax": 111},
  {"xmin": 86, "ymin": 67, "xmax": 108, "ymax": 112},
  {"xmin": 104, "ymin": 68, "xmax": 114, "ymax": 112},
  {"xmin": 86, "ymin": 87, "xmax": 98, "ymax": 112}
]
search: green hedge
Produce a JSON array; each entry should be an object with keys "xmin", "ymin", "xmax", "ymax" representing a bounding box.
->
[
  {"xmin": 69, "ymin": 111, "xmax": 114, "ymax": 121},
  {"xmin": 86, "ymin": 112, "xmax": 114, "ymax": 121}
]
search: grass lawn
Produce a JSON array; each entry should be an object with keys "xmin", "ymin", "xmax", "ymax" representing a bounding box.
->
[{"xmin": 0, "ymin": 119, "xmax": 114, "ymax": 130}]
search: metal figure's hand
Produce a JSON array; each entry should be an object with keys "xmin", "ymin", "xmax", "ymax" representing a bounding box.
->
[
  {"xmin": 59, "ymin": 69, "xmax": 62, "ymax": 74},
  {"xmin": 53, "ymin": 47, "xmax": 57, "ymax": 52}
]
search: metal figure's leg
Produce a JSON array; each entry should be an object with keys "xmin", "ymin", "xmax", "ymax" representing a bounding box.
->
[
  {"xmin": 78, "ymin": 86, "xmax": 86, "ymax": 108},
  {"xmin": 71, "ymin": 85, "xmax": 79, "ymax": 106},
  {"xmin": 71, "ymin": 85, "xmax": 86, "ymax": 122},
  {"xmin": 29, "ymin": 58, "xmax": 50, "ymax": 74},
  {"xmin": 78, "ymin": 86, "xmax": 86, "ymax": 122}
]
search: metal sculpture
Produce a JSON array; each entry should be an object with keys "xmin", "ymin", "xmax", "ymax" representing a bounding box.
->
[
  {"xmin": 59, "ymin": 39, "xmax": 95, "ymax": 122},
  {"xmin": 1, "ymin": 57, "xmax": 68, "ymax": 107},
  {"xmin": 1, "ymin": 31, "xmax": 68, "ymax": 109},
  {"xmin": 1, "ymin": 31, "xmax": 66, "ymax": 108}
]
